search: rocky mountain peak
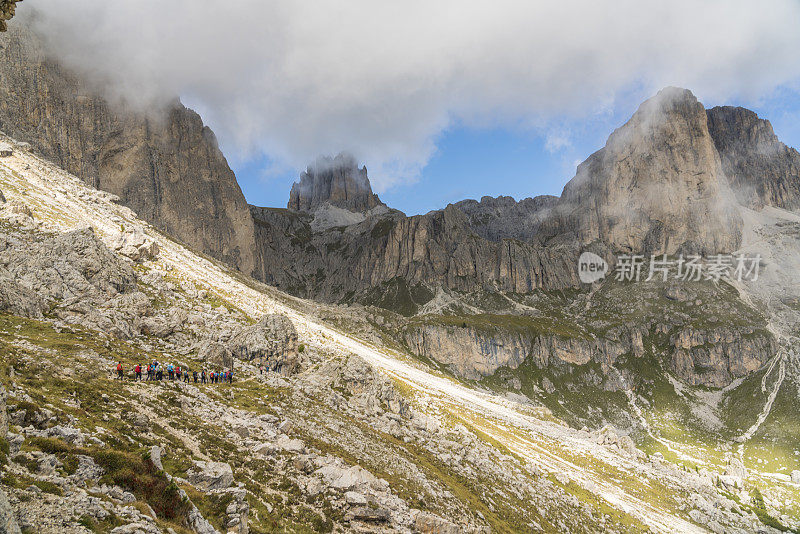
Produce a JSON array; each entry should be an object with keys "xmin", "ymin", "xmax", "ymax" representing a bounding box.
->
[
  {"xmin": 707, "ymin": 105, "xmax": 800, "ymax": 210},
  {"xmin": 288, "ymin": 153, "xmax": 384, "ymax": 213},
  {"xmin": 541, "ymin": 86, "xmax": 742, "ymax": 255}
]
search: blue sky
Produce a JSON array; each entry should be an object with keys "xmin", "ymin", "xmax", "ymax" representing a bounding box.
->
[{"xmin": 226, "ymin": 87, "xmax": 800, "ymax": 216}]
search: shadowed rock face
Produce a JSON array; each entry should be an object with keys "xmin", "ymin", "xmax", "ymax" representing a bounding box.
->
[
  {"xmin": 707, "ymin": 105, "xmax": 800, "ymax": 211},
  {"xmin": 0, "ymin": 22, "xmax": 260, "ymax": 277},
  {"xmin": 288, "ymin": 153, "xmax": 383, "ymax": 213},
  {"xmin": 454, "ymin": 195, "xmax": 559, "ymax": 242},
  {"xmin": 0, "ymin": 0, "xmax": 20, "ymax": 32}
]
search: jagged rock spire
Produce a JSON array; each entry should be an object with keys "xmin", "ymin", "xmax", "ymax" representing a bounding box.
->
[{"xmin": 288, "ymin": 153, "xmax": 384, "ymax": 213}]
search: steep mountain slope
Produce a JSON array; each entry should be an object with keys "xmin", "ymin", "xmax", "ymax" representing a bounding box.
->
[
  {"xmin": 0, "ymin": 19, "xmax": 260, "ymax": 277},
  {"xmin": 707, "ymin": 105, "xmax": 800, "ymax": 211},
  {"xmin": 3, "ymin": 133, "xmax": 799, "ymax": 533}
]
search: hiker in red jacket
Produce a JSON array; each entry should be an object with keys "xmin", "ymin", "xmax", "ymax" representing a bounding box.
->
[
  {"xmin": 134, "ymin": 364, "xmax": 142, "ymax": 381},
  {"xmin": 116, "ymin": 361, "xmax": 123, "ymax": 380}
]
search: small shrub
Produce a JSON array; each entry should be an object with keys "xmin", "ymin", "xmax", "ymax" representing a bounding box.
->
[
  {"xmin": 28, "ymin": 436, "xmax": 72, "ymax": 455},
  {"xmin": 298, "ymin": 344, "xmax": 305, "ymax": 353},
  {"xmin": 93, "ymin": 450, "xmax": 190, "ymax": 521},
  {"xmin": 33, "ymin": 480, "xmax": 63, "ymax": 496},
  {"xmin": 62, "ymin": 454, "xmax": 79, "ymax": 476},
  {"xmin": 0, "ymin": 437, "xmax": 8, "ymax": 466}
]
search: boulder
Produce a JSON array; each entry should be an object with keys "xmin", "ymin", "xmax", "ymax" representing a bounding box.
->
[
  {"xmin": 414, "ymin": 512, "xmax": 461, "ymax": 534},
  {"xmin": 109, "ymin": 523, "xmax": 160, "ymax": 534},
  {"xmin": 0, "ymin": 269, "xmax": 46, "ymax": 318},
  {"xmin": 149, "ymin": 446, "xmax": 164, "ymax": 471},
  {"xmin": 187, "ymin": 461, "xmax": 234, "ymax": 491},
  {"xmin": 345, "ymin": 491, "xmax": 367, "ymax": 505},
  {"xmin": 316, "ymin": 464, "xmax": 378, "ymax": 492},
  {"xmin": 198, "ymin": 341, "xmax": 234, "ymax": 370},
  {"xmin": 228, "ymin": 314, "xmax": 300, "ymax": 375},
  {"xmin": 0, "ymin": 227, "xmax": 137, "ymax": 304},
  {"xmin": 791, "ymin": 470, "xmax": 800, "ymax": 484},
  {"xmin": 276, "ymin": 435, "xmax": 305, "ymax": 453},
  {"xmin": 724, "ymin": 457, "xmax": 747, "ymax": 480},
  {"xmin": 111, "ymin": 227, "xmax": 159, "ymax": 262},
  {"xmin": 0, "ymin": 488, "xmax": 22, "ymax": 534}
]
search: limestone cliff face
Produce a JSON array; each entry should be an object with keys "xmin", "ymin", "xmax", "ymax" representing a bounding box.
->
[
  {"xmin": 0, "ymin": 23, "xmax": 259, "ymax": 276},
  {"xmin": 256, "ymin": 88, "xmax": 770, "ymax": 308},
  {"xmin": 454, "ymin": 195, "xmax": 559, "ymax": 242},
  {"xmin": 707, "ymin": 106, "xmax": 800, "ymax": 211},
  {"xmin": 669, "ymin": 326, "xmax": 775, "ymax": 387},
  {"xmin": 402, "ymin": 324, "xmax": 531, "ymax": 379},
  {"xmin": 538, "ymin": 87, "xmax": 742, "ymax": 255},
  {"xmin": 252, "ymin": 203, "xmax": 581, "ymax": 310},
  {"xmin": 401, "ymin": 320, "xmax": 775, "ymax": 387},
  {"xmin": 288, "ymin": 153, "xmax": 383, "ymax": 213}
]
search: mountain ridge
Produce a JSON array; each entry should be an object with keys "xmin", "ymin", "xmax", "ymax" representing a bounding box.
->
[{"xmin": 2, "ymin": 20, "xmax": 799, "ymax": 311}]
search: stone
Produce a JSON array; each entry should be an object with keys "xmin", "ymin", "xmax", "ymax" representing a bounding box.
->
[
  {"xmin": 109, "ymin": 523, "xmax": 161, "ymax": 534},
  {"xmin": 414, "ymin": 511, "xmax": 461, "ymax": 534},
  {"xmin": 275, "ymin": 435, "xmax": 305, "ymax": 453},
  {"xmin": 541, "ymin": 377, "xmax": 556, "ymax": 394},
  {"xmin": 278, "ymin": 420, "xmax": 292, "ymax": 433},
  {"xmin": 228, "ymin": 314, "xmax": 300, "ymax": 375},
  {"xmin": 791, "ymin": 470, "xmax": 800, "ymax": 484},
  {"xmin": 724, "ymin": 457, "xmax": 747, "ymax": 480},
  {"xmin": 47, "ymin": 425, "xmax": 85, "ymax": 446},
  {"xmin": 0, "ymin": 487, "xmax": 21, "ymax": 534},
  {"xmin": 316, "ymin": 465, "xmax": 378, "ymax": 492},
  {"xmin": 344, "ymin": 491, "xmax": 367, "ymax": 505},
  {"xmin": 112, "ymin": 227, "xmax": 159, "ymax": 262},
  {"xmin": 149, "ymin": 446, "xmax": 164, "ymax": 472},
  {"xmin": 198, "ymin": 341, "xmax": 234, "ymax": 369},
  {"xmin": 306, "ymin": 479, "xmax": 324, "ymax": 496},
  {"xmin": 129, "ymin": 411, "xmax": 150, "ymax": 431},
  {"xmin": 186, "ymin": 461, "xmax": 234, "ymax": 491}
]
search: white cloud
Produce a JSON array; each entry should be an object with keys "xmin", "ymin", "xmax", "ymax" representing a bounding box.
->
[{"xmin": 21, "ymin": 0, "xmax": 800, "ymax": 191}]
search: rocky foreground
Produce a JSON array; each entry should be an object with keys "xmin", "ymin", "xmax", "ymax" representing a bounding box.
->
[{"xmin": 0, "ymin": 128, "xmax": 799, "ymax": 534}]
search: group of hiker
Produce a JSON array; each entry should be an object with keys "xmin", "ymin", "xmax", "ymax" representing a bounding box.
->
[{"xmin": 114, "ymin": 360, "xmax": 233, "ymax": 384}]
